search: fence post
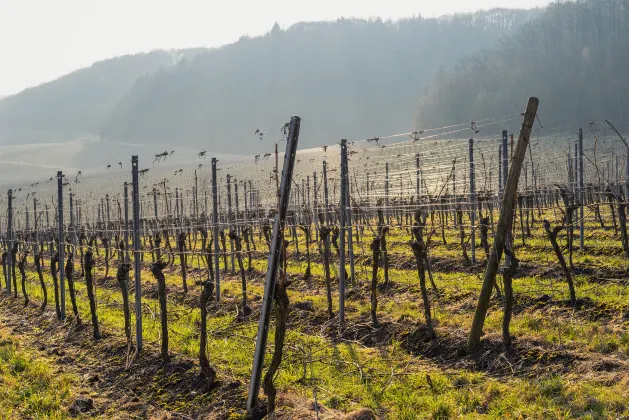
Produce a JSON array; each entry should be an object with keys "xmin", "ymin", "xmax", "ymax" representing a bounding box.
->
[
  {"xmin": 339, "ymin": 139, "xmax": 348, "ymax": 323},
  {"xmin": 313, "ymin": 171, "xmax": 319, "ymax": 243},
  {"xmin": 626, "ymin": 153, "xmax": 629, "ymax": 201},
  {"xmin": 6, "ymin": 189, "xmax": 12, "ymax": 292},
  {"xmin": 385, "ymin": 163, "xmax": 390, "ymax": 224},
  {"xmin": 247, "ymin": 116, "xmax": 301, "ymax": 411},
  {"xmin": 227, "ymin": 174, "xmax": 235, "ymax": 273},
  {"xmin": 211, "ymin": 158, "xmax": 221, "ymax": 302},
  {"xmin": 579, "ymin": 128, "xmax": 584, "ymax": 249},
  {"xmin": 468, "ymin": 98, "xmax": 538, "ymax": 352},
  {"xmin": 345, "ymin": 154, "xmax": 355, "ymax": 284},
  {"xmin": 306, "ymin": 175, "xmax": 311, "ymax": 208},
  {"xmin": 33, "ymin": 196, "xmax": 38, "ymax": 262},
  {"xmin": 502, "ymin": 131, "xmax": 509, "ymax": 198},
  {"xmin": 574, "ymin": 143, "xmax": 578, "ymax": 193},
  {"xmin": 243, "ymin": 180, "xmax": 248, "ymax": 221},
  {"xmin": 124, "ymin": 183, "xmax": 130, "ymax": 262},
  {"xmin": 57, "ymin": 171, "xmax": 66, "ymax": 320},
  {"xmin": 469, "ymin": 138, "xmax": 476, "ymax": 264},
  {"xmin": 194, "ymin": 170, "xmax": 199, "ymax": 228},
  {"xmin": 234, "ymin": 178, "xmax": 240, "ymax": 233},
  {"xmin": 416, "ymin": 153, "xmax": 420, "ymax": 199},
  {"xmin": 323, "ymin": 161, "xmax": 329, "ymax": 225},
  {"xmin": 502, "ymin": 130, "xmax": 512, "ymax": 264},
  {"xmin": 70, "ymin": 192, "xmax": 76, "ymax": 247},
  {"xmin": 131, "ymin": 156, "xmax": 142, "ymax": 352},
  {"xmin": 498, "ymin": 144, "xmax": 503, "ymax": 198}
]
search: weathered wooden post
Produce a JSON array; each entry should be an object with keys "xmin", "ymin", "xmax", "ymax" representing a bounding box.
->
[
  {"xmin": 501, "ymin": 130, "xmax": 513, "ymax": 264},
  {"xmin": 323, "ymin": 161, "xmax": 330, "ymax": 225},
  {"xmin": 467, "ymin": 98, "xmax": 538, "ymax": 352},
  {"xmin": 6, "ymin": 189, "xmax": 12, "ymax": 293},
  {"xmin": 345, "ymin": 154, "xmax": 356, "ymax": 284},
  {"xmin": 469, "ymin": 138, "xmax": 476, "ymax": 264},
  {"xmin": 339, "ymin": 139, "xmax": 348, "ymax": 323},
  {"xmin": 212, "ymin": 158, "xmax": 221, "ymax": 302},
  {"xmin": 131, "ymin": 156, "xmax": 142, "ymax": 351},
  {"xmin": 385, "ymin": 162, "xmax": 390, "ymax": 225},
  {"xmin": 124, "ymin": 183, "xmax": 130, "ymax": 262},
  {"xmin": 498, "ymin": 144, "xmax": 503, "ymax": 198},
  {"xmin": 578, "ymin": 128, "xmax": 584, "ymax": 249},
  {"xmin": 416, "ymin": 153, "xmax": 420, "ymax": 199},
  {"xmin": 57, "ymin": 172, "xmax": 66, "ymax": 320},
  {"xmin": 248, "ymin": 116, "xmax": 301, "ymax": 411},
  {"xmin": 313, "ymin": 172, "xmax": 319, "ymax": 244},
  {"xmin": 227, "ymin": 174, "xmax": 235, "ymax": 273}
]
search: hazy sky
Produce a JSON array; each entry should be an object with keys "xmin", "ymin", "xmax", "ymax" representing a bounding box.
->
[{"xmin": 0, "ymin": 0, "xmax": 551, "ymax": 95}]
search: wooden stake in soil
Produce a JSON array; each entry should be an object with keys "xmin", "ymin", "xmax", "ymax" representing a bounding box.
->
[{"xmin": 467, "ymin": 97, "xmax": 538, "ymax": 352}]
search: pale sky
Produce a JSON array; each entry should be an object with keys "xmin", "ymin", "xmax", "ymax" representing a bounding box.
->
[{"xmin": 0, "ymin": 0, "xmax": 551, "ymax": 96}]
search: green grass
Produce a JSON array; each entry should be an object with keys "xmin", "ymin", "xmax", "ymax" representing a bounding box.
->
[
  {"xmin": 8, "ymin": 205, "xmax": 629, "ymax": 418},
  {"xmin": 0, "ymin": 334, "xmax": 74, "ymax": 419}
]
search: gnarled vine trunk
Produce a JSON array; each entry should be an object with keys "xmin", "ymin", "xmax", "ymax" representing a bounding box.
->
[
  {"xmin": 17, "ymin": 253, "xmax": 28, "ymax": 306},
  {"xmin": 150, "ymin": 260, "xmax": 170, "ymax": 362},
  {"xmin": 199, "ymin": 280, "xmax": 216, "ymax": 385},
  {"xmin": 34, "ymin": 251, "xmax": 47, "ymax": 311},
  {"xmin": 51, "ymin": 253, "xmax": 62, "ymax": 320},
  {"xmin": 84, "ymin": 249, "xmax": 100, "ymax": 338}
]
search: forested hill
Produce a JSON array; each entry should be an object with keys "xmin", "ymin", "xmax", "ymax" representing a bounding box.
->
[
  {"xmin": 99, "ymin": 10, "xmax": 535, "ymax": 153},
  {"xmin": 0, "ymin": 50, "xmax": 202, "ymax": 144},
  {"xmin": 416, "ymin": 0, "xmax": 629, "ymax": 131}
]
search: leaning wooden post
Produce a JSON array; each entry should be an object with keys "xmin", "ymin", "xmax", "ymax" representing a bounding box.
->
[
  {"xmin": 467, "ymin": 97, "xmax": 538, "ymax": 353},
  {"xmin": 501, "ymin": 129, "xmax": 513, "ymax": 265},
  {"xmin": 247, "ymin": 116, "xmax": 301, "ymax": 412}
]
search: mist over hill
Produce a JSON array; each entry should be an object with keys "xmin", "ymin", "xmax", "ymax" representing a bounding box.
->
[
  {"xmin": 101, "ymin": 11, "xmax": 536, "ymax": 153},
  {"xmin": 0, "ymin": 49, "xmax": 203, "ymax": 145},
  {"xmin": 415, "ymin": 0, "xmax": 629, "ymax": 132},
  {"xmin": 0, "ymin": 9, "xmax": 536, "ymax": 155}
]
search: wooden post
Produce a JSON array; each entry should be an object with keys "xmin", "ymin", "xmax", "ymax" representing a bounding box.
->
[
  {"xmin": 467, "ymin": 97, "xmax": 538, "ymax": 352},
  {"xmin": 131, "ymin": 156, "xmax": 142, "ymax": 352},
  {"xmin": 248, "ymin": 116, "xmax": 301, "ymax": 411},
  {"xmin": 469, "ymin": 138, "xmax": 476, "ymax": 264},
  {"xmin": 57, "ymin": 172, "xmax": 66, "ymax": 320},
  {"xmin": 578, "ymin": 128, "xmax": 584, "ymax": 249},
  {"xmin": 339, "ymin": 139, "xmax": 348, "ymax": 323},
  {"xmin": 212, "ymin": 158, "xmax": 221, "ymax": 302},
  {"xmin": 416, "ymin": 153, "xmax": 420, "ymax": 199},
  {"xmin": 6, "ymin": 190, "xmax": 12, "ymax": 292}
]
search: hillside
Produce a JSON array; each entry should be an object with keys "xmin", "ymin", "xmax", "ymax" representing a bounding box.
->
[
  {"xmin": 0, "ymin": 50, "xmax": 202, "ymax": 144},
  {"xmin": 100, "ymin": 10, "xmax": 536, "ymax": 153},
  {"xmin": 416, "ymin": 0, "xmax": 629, "ymax": 130}
]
